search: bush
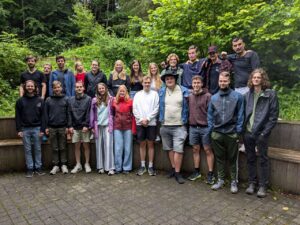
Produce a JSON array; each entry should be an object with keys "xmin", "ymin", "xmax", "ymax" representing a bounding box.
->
[{"xmin": 0, "ymin": 79, "xmax": 19, "ymax": 117}]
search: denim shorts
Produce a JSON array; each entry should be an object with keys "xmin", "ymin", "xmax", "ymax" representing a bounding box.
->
[
  {"xmin": 160, "ymin": 126, "xmax": 187, "ymax": 153},
  {"xmin": 189, "ymin": 125, "xmax": 211, "ymax": 146}
]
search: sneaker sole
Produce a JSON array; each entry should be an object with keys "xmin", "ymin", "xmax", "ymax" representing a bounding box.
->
[{"xmin": 188, "ymin": 176, "xmax": 202, "ymax": 181}]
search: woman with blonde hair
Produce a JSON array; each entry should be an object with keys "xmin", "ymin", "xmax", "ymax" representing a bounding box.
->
[
  {"xmin": 74, "ymin": 61, "xmax": 86, "ymax": 84},
  {"xmin": 90, "ymin": 83, "xmax": 115, "ymax": 175},
  {"xmin": 129, "ymin": 60, "xmax": 143, "ymax": 98},
  {"xmin": 112, "ymin": 85, "xmax": 136, "ymax": 174},
  {"xmin": 108, "ymin": 60, "xmax": 130, "ymax": 96},
  {"xmin": 147, "ymin": 62, "xmax": 162, "ymax": 91}
]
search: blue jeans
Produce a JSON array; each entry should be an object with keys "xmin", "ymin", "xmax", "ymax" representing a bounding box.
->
[
  {"xmin": 113, "ymin": 129, "xmax": 133, "ymax": 172},
  {"xmin": 22, "ymin": 127, "xmax": 42, "ymax": 170}
]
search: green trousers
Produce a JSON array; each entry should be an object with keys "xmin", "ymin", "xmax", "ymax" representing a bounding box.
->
[{"xmin": 211, "ymin": 131, "xmax": 239, "ymax": 181}]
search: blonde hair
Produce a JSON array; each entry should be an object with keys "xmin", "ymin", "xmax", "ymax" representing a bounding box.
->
[
  {"xmin": 74, "ymin": 61, "xmax": 85, "ymax": 73},
  {"xmin": 166, "ymin": 53, "xmax": 179, "ymax": 65},
  {"xmin": 112, "ymin": 60, "xmax": 127, "ymax": 81},
  {"xmin": 115, "ymin": 85, "xmax": 130, "ymax": 103},
  {"xmin": 147, "ymin": 62, "xmax": 162, "ymax": 90}
]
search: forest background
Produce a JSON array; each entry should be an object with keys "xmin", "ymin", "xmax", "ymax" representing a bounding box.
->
[{"xmin": 0, "ymin": 0, "xmax": 299, "ymax": 120}]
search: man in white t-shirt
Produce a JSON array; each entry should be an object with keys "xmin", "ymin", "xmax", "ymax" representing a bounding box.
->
[{"xmin": 133, "ymin": 75, "xmax": 159, "ymax": 176}]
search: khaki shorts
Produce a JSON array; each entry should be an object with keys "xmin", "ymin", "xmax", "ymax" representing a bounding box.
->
[{"xmin": 72, "ymin": 130, "xmax": 91, "ymax": 143}]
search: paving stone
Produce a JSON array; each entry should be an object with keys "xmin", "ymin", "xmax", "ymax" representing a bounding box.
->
[{"xmin": 0, "ymin": 172, "xmax": 299, "ymax": 224}]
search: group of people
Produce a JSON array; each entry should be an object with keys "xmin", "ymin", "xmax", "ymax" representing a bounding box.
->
[{"xmin": 15, "ymin": 37, "xmax": 279, "ymax": 198}]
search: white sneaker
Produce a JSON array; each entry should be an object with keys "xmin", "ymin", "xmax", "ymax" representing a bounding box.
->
[
  {"xmin": 50, "ymin": 166, "xmax": 60, "ymax": 175},
  {"xmin": 108, "ymin": 170, "xmax": 115, "ymax": 176},
  {"xmin": 239, "ymin": 144, "xmax": 246, "ymax": 152},
  {"xmin": 85, "ymin": 163, "xmax": 92, "ymax": 173},
  {"xmin": 98, "ymin": 169, "xmax": 105, "ymax": 174},
  {"xmin": 61, "ymin": 165, "xmax": 69, "ymax": 174},
  {"xmin": 71, "ymin": 164, "xmax": 82, "ymax": 174}
]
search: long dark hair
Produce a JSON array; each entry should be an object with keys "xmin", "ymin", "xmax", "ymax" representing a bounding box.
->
[
  {"xmin": 96, "ymin": 83, "xmax": 109, "ymax": 107},
  {"xmin": 130, "ymin": 59, "xmax": 143, "ymax": 84}
]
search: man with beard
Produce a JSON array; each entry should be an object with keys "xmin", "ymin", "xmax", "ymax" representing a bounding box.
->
[
  {"xmin": 85, "ymin": 60, "xmax": 107, "ymax": 98},
  {"xmin": 207, "ymin": 71, "xmax": 244, "ymax": 193},
  {"xmin": 19, "ymin": 55, "xmax": 46, "ymax": 99},
  {"xmin": 16, "ymin": 80, "xmax": 45, "ymax": 177},
  {"xmin": 227, "ymin": 38, "xmax": 260, "ymax": 95}
]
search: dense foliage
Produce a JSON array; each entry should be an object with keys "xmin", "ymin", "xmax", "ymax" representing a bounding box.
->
[
  {"xmin": 0, "ymin": 0, "xmax": 299, "ymax": 120},
  {"xmin": 137, "ymin": 0, "xmax": 300, "ymax": 87}
]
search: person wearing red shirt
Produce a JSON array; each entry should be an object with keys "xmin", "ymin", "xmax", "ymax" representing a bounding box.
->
[
  {"xmin": 112, "ymin": 85, "xmax": 135, "ymax": 174},
  {"xmin": 75, "ymin": 61, "xmax": 86, "ymax": 84}
]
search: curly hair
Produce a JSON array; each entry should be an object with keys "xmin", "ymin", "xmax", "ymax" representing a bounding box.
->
[{"xmin": 247, "ymin": 68, "xmax": 271, "ymax": 90}]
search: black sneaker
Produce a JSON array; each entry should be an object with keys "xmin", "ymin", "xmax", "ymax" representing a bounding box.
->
[
  {"xmin": 136, "ymin": 167, "xmax": 147, "ymax": 176},
  {"xmin": 167, "ymin": 168, "xmax": 175, "ymax": 178},
  {"xmin": 187, "ymin": 171, "xmax": 201, "ymax": 181},
  {"xmin": 206, "ymin": 172, "xmax": 215, "ymax": 185},
  {"xmin": 175, "ymin": 173, "xmax": 185, "ymax": 184},
  {"xmin": 35, "ymin": 168, "xmax": 46, "ymax": 176},
  {"xmin": 148, "ymin": 167, "xmax": 156, "ymax": 176},
  {"xmin": 26, "ymin": 170, "xmax": 34, "ymax": 178}
]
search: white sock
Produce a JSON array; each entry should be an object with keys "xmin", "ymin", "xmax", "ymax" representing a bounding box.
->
[
  {"xmin": 149, "ymin": 162, "xmax": 153, "ymax": 168},
  {"xmin": 141, "ymin": 161, "xmax": 146, "ymax": 167}
]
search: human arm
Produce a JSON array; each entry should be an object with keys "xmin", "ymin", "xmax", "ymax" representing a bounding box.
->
[
  {"xmin": 260, "ymin": 91, "xmax": 279, "ymax": 136},
  {"xmin": 236, "ymin": 93, "xmax": 245, "ymax": 134},
  {"xmin": 207, "ymin": 100, "xmax": 214, "ymax": 134},
  {"xmin": 146, "ymin": 92, "xmax": 159, "ymax": 123},
  {"xmin": 250, "ymin": 51, "xmax": 260, "ymax": 70}
]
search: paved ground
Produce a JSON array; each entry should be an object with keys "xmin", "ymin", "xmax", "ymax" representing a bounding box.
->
[{"xmin": 0, "ymin": 171, "xmax": 299, "ymax": 225}]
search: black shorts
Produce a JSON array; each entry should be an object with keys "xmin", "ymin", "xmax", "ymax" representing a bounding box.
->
[{"xmin": 136, "ymin": 126, "xmax": 156, "ymax": 142}]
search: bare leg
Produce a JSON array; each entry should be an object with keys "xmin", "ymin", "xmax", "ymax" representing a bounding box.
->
[
  {"xmin": 204, "ymin": 145, "xmax": 214, "ymax": 172},
  {"xmin": 174, "ymin": 152, "xmax": 183, "ymax": 173},
  {"xmin": 168, "ymin": 150, "xmax": 175, "ymax": 168},
  {"xmin": 139, "ymin": 141, "xmax": 147, "ymax": 162},
  {"xmin": 192, "ymin": 145, "xmax": 200, "ymax": 169},
  {"xmin": 147, "ymin": 141, "xmax": 155, "ymax": 164},
  {"xmin": 74, "ymin": 142, "xmax": 81, "ymax": 164},
  {"xmin": 83, "ymin": 142, "xmax": 90, "ymax": 164}
]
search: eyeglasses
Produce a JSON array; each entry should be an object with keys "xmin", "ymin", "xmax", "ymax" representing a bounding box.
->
[{"xmin": 209, "ymin": 52, "xmax": 216, "ymax": 55}]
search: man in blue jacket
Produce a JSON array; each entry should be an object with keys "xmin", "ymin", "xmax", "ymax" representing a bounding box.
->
[
  {"xmin": 244, "ymin": 68, "xmax": 279, "ymax": 198},
  {"xmin": 159, "ymin": 69, "xmax": 189, "ymax": 184},
  {"xmin": 208, "ymin": 71, "xmax": 244, "ymax": 193},
  {"xmin": 49, "ymin": 55, "xmax": 75, "ymax": 97}
]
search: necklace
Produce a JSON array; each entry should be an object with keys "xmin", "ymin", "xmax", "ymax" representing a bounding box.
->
[{"xmin": 166, "ymin": 87, "xmax": 175, "ymax": 96}]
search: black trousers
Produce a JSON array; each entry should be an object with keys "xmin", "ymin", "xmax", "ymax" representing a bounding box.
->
[{"xmin": 244, "ymin": 132, "xmax": 269, "ymax": 187}]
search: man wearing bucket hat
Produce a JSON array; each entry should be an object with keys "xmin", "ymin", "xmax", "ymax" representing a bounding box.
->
[{"xmin": 158, "ymin": 69, "xmax": 189, "ymax": 184}]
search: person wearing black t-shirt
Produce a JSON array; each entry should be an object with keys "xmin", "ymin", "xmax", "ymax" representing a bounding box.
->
[
  {"xmin": 43, "ymin": 63, "xmax": 52, "ymax": 99},
  {"xmin": 19, "ymin": 55, "xmax": 46, "ymax": 98}
]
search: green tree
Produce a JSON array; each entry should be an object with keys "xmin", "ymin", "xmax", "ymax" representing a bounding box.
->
[{"xmin": 137, "ymin": 0, "xmax": 300, "ymax": 86}]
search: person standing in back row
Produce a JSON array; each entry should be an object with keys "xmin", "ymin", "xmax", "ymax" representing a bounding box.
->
[
  {"xmin": 85, "ymin": 60, "xmax": 107, "ymax": 98},
  {"xmin": 108, "ymin": 60, "xmax": 130, "ymax": 96},
  {"xmin": 19, "ymin": 55, "xmax": 46, "ymax": 99},
  {"xmin": 49, "ymin": 55, "xmax": 75, "ymax": 97},
  {"xmin": 227, "ymin": 37, "xmax": 260, "ymax": 95}
]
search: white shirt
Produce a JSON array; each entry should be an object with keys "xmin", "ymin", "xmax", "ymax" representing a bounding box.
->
[{"xmin": 133, "ymin": 90, "xmax": 159, "ymax": 126}]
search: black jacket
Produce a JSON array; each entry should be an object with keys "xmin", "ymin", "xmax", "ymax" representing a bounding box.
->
[
  {"xmin": 68, "ymin": 94, "xmax": 91, "ymax": 130},
  {"xmin": 244, "ymin": 88, "xmax": 279, "ymax": 136},
  {"xmin": 44, "ymin": 95, "xmax": 69, "ymax": 128},
  {"xmin": 85, "ymin": 70, "xmax": 107, "ymax": 98},
  {"xmin": 15, "ymin": 95, "xmax": 45, "ymax": 132}
]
